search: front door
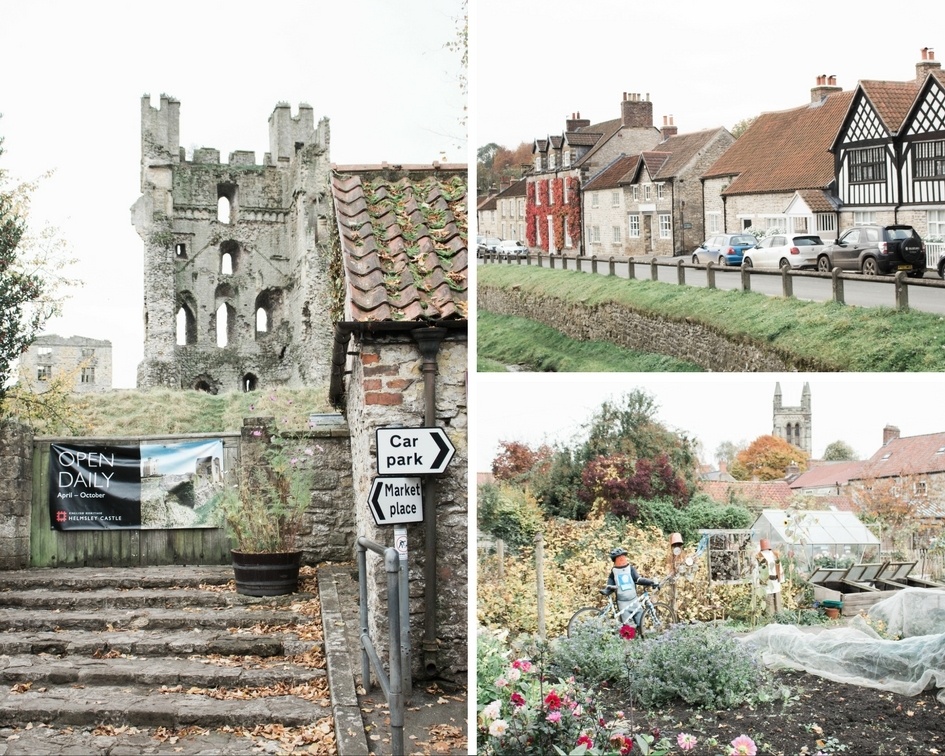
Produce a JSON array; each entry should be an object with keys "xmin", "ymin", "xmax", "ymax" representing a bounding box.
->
[
  {"xmin": 547, "ymin": 216, "xmax": 557, "ymax": 254},
  {"xmin": 643, "ymin": 215, "xmax": 653, "ymax": 255}
]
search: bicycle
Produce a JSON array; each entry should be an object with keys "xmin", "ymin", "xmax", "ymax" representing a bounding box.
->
[{"xmin": 567, "ymin": 579, "xmax": 677, "ymax": 639}]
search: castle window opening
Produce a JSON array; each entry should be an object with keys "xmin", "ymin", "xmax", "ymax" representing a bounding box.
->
[
  {"xmin": 220, "ymin": 240, "xmax": 240, "ymax": 274},
  {"xmin": 217, "ymin": 197, "xmax": 231, "ymax": 224},
  {"xmin": 254, "ymin": 288, "xmax": 282, "ymax": 340},
  {"xmin": 242, "ymin": 373, "xmax": 258, "ymax": 392},
  {"xmin": 215, "ymin": 302, "xmax": 236, "ymax": 348},
  {"xmin": 194, "ymin": 379, "xmax": 213, "ymax": 393},
  {"xmin": 217, "ymin": 184, "xmax": 237, "ymax": 224},
  {"xmin": 81, "ymin": 367, "xmax": 95, "ymax": 384},
  {"xmin": 256, "ymin": 308, "xmax": 268, "ymax": 334},
  {"xmin": 175, "ymin": 243, "xmax": 187, "ymax": 258},
  {"xmin": 37, "ymin": 365, "xmax": 51, "ymax": 381}
]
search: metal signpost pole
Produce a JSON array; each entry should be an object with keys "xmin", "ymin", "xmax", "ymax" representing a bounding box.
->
[{"xmin": 395, "ymin": 525, "xmax": 412, "ymax": 697}]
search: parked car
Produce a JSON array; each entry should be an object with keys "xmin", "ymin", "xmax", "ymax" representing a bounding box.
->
[
  {"xmin": 742, "ymin": 234, "xmax": 824, "ymax": 270},
  {"xmin": 816, "ymin": 224, "xmax": 926, "ymax": 277},
  {"xmin": 691, "ymin": 233, "xmax": 758, "ymax": 266},
  {"xmin": 477, "ymin": 237, "xmax": 502, "ymax": 257},
  {"xmin": 495, "ymin": 239, "xmax": 529, "ymax": 257}
]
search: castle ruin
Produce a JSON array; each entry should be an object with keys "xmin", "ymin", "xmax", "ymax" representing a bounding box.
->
[{"xmin": 131, "ymin": 95, "xmax": 335, "ymax": 393}]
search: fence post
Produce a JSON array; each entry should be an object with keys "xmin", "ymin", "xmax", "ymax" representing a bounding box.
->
[
  {"xmin": 538, "ymin": 252, "xmax": 544, "ymax": 268},
  {"xmin": 591, "ymin": 256, "xmax": 598, "ymax": 274},
  {"xmin": 781, "ymin": 267, "xmax": 794, "ymax": 297},
  {"xmin": 895, "ymin": 271, "xmax": 910, "ymax": 311},
  {"xmin": 609, "ymin": 257, "xmax": 617, "ymax": 277},
  {"xmin": 650, "ymin": 257, "xmax": 659, "ymax": 281},
  {"xmin": 740, "ymin": 265, "xmax": 751, "ymax": 292},
  {"xmin": 706, "ymin": 262, "xmax": 716, "ymax": 289},
  {"xmin": 626, "ymin": 256, "xmax": 634, "ymax": 279},
  {"xmin": 831, "ymin": 268, "xmax": 845, "ymax": 305},
  {"xmin": 676, "ymin": 258, "xmax": 686, "ymax": 286},
  {"xmin": 535, "ymin": 532, "xmax": 546, "ymax": 640},
  {"xmin": 550, "ymin": 254, "xmax": 556, "ymax": 270}
]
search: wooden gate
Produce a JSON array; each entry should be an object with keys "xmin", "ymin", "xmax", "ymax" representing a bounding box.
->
[{"xmin": 30, "ymin": 433, "xmax": 239, "ymax": 568}]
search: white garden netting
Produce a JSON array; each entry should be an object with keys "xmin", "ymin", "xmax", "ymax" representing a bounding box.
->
[{"xmin": 740, "ymin": 589, "xmax": 945, "ymax": 704}]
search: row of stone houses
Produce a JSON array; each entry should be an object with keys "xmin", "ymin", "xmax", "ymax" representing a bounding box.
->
[
  {"xmin": 702, "ymin": 423, "xmax": 945, "ymax": 552},
  {"xmin": 479, "ymin": 48, "xmax": 945, "ymax": 264}
]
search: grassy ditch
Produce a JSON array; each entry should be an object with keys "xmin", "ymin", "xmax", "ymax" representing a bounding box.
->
[
  {"xmin": 478, "ymin": 264, "xmax": 945, "ymax": 371},
  {"xmin": 478, "ymin": 311, "xmax": 702, "ymax": 372}
]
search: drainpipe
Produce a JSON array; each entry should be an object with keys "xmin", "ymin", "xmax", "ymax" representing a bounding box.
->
[{"xmin": 412, "ymin": 326, "xmax": 447, "ymax": 677}]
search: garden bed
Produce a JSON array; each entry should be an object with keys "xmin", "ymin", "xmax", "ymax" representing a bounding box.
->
[{"xmin": 595, "ymin": 669, "xmax": 945, "ymax": 755}]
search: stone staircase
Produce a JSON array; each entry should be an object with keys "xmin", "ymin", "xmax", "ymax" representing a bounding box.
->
[{"xmin": 0, "ymin": 566, "xmax": 334, "ymax": 754}]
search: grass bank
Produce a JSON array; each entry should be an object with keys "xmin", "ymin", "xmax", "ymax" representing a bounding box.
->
[
  {"xmin": 477, "ymin": 311, "xmax": 702, "ymax": 372},
  {"xmin": 478, "ymin": 264, "xmax": 945, "ymax": 371},
  {"xmin": 28, "ymin": 387, "xmax": 331, "ymax": 437}
]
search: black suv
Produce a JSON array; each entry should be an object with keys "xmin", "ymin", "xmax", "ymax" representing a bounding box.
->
[{"xmin": 816, "ymin": 224, "xmax": 926, "ymax": 277}]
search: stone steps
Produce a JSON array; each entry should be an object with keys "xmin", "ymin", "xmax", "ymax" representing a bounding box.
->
[{"xmin": 0, "ymin": 566, "xmax": 332, "ymax": 737}]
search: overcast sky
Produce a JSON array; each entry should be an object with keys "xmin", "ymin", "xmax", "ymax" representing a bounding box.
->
[
  {"xmin": 1, "ymin": 0, "xmax": 466, "ymax": 388},
  {"xmin": 473, "ymin": 374, "xmax": 945, "ymax": 471},
  {"xmin": 476, "ymin": 0, "xmax": 937, "ymax": 150}
]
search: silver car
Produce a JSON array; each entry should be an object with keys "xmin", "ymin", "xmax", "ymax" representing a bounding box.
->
[
  {"xmin": 742, "ymin": 234, "xmax": 824, "ymax": 270},
  {"xmin": 495, "ymin": 240, "xmax": 529, "ymax": 257}
]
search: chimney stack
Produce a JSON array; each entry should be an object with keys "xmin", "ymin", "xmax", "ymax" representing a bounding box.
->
[
  {"xmin": 811, "ymin": 73, "xmax": 842, "ymax": 103},
  {"xmin": 566, "ymin": 111, "xmax": 591, "ymax": 131},
  {"xmin": 883, "ymin": 424, "xmax": 901, "ymax": 446},
  {"xmin": 621, "ymin": 91, "xmax": 654, "ymax": 128},
  {"xmin": 917, "ymin": 47, "xmax": 941, "ymax": 81},
  {"xmin": 661, "ymin": 115, "xmax": 678, "ymax": 140}
]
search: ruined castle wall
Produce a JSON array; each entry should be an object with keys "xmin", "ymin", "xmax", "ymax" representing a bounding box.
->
[{"xmin": 133, "ymin": 97, "xmax": 333, "ymax": 393}]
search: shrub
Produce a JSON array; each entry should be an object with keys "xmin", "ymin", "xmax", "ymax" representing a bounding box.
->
[
  {"xmin": 549, "ymin": 614, "xmax": 631, "ymax": 685},
  {"xmin": 625, "ymin": 623, "xmax": 776, "ymax": 709},
  {"xmin": 478, "ymin": 484, "xmax": 543, "ymax": 551}
]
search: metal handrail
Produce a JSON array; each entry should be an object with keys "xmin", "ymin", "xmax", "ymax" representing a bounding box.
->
[{"xmin": 357, "ymin": 536, "xmax": 406, "ymax": 756}]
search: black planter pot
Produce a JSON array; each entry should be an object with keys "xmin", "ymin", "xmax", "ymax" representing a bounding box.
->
[{"xmin": 231, "ymin": 550, "xmax": 302, "ymax": 597}]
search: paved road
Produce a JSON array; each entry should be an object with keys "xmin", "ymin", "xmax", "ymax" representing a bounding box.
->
[{"xmin": 480, "ymin": 255, "xmax": 945, "ymax": 315}]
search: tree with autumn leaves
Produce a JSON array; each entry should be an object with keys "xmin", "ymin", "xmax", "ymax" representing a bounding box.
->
[{"xmin": 729, "ymin": 435, "xmax": 809, "ymax": 481}]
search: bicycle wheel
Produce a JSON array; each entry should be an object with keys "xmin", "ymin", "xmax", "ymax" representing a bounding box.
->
[
  {"xmin": 567, "ymin": 607, "xmax": 606, "ymax": 638},
  {"xmin": 640, "ymin": 602, "xmax": 676, "ymax": 637}
]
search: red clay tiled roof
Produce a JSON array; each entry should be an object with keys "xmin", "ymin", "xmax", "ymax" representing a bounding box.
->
[
  {"xmin": 641, "ymin": 151, "xmax": 671, "ymax": 178},
  {"xmin": 566, "ymin": 131, "xmax": 603, "ymax": 147},
  {"xmin": 789, "ymin": 461, "xmax": 865, "ymax": 490},
  {"xmin": 859, "ymin": 79, "xmax": 922, "ymax": 133},
  {"xmin": 703, "ymin": 91, "xmax": 853, "ymax": 194},
  {"xmin": 652, "ymin": 129, "xmax": 724, "ymax": 179},
  {"xmin": 495, "ymin": 178, "xmax": 527, "ymax": 198},
  {"xmin": 331, "ymin": 167, "xmax": 467, "ymax": 323},
  {"xmin": 549, "ymin": 135, "xmax": 564, "ymax": 149},
  {"xmin": 584, "ymin": 155, "xmax": 638, "ymax": 191},
  {"xmin": 534, "ymin": 139, "xmax": 548, "ymax": 153},
  {"xmin": 699, "ymin": 479, "xmax": 794, "ymax": 508},
  {"xmin": 854, "ymin": 432, "xmax": 945, "ymax": 480},
  {"xmin": 796, "ymin": 188, "xmax": 839, "ymax": 213}
]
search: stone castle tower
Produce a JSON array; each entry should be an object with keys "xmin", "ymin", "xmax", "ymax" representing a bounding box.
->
[
  {"xmin": 772, "ymin": 382, "xmax": 812, "ymax": 455},
  {"xmin": 131, "ymin": 95, "xmax": 335, "ymax": 393}
]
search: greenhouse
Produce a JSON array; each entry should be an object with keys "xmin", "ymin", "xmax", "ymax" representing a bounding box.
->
[{"xmin": 750, "ymin": 509, "xmax": 880, "ymax": 570}]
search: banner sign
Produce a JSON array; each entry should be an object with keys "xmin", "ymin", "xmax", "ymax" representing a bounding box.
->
[{"xmin": 49, "ymin": 440, "xmax": 225, "ymax": 531}]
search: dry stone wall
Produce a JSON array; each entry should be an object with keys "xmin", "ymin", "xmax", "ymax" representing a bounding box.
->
[
  {"xmin": 0, "ymin": 421, "xmax": 31, "ymax": 570},
  {"xmin": 480, "ymin": 285, "xmax": 832, "ymax": 371}
]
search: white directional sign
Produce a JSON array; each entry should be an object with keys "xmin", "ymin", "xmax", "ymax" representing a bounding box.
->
[
  {"xmin": 376, "ymin": 427, "xmax": 456, "ymax": 475},
  {"xmin": 368, "ymin": 477, "xmax": 424, "ymax": 525}
]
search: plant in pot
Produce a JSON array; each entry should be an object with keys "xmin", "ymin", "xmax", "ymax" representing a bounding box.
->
[{"xmin": 218, "ymin": 413, "xmax": 317, "ymax": 597}]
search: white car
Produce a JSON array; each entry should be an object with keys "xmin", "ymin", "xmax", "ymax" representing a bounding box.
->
[
  {"xmin": 741, "ymin": 234, "xmax": 824, "ymax": 270},
  {"xmin": 495, "ymin": 240, "xmax": 529, "ymax": 257}
]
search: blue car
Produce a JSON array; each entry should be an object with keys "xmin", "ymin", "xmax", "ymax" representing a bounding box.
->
[{"xmin": 691, "ymin": 233, "xmax": 758, "ymax": 266}]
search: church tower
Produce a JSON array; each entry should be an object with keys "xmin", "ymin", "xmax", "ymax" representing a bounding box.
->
[{"xmin": 772, "ymin": 382, "xmax": 812, "ymax": 455}]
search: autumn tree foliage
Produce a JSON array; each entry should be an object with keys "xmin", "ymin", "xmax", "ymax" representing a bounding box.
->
[
  {"xmin": 730, "ymin": 435, "xmax": 809, "ymax": 481},
  {"xmin": 577, "ymin": 452, "xmax": 690, "ymax": 520},
  {"xmin": 491, "ymin": 440, "xmax": 552, "ymax": 482},
  {"xmin": 477, "ymin": 142, "xmax": 532, "ymax": 192}
]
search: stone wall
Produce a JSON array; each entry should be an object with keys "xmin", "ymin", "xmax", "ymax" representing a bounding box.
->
[
  {"xmin": 0, "ymin": 421, "xmax": 32, "ymax": 569},
  {"xmin": 18, "ymin": 335, "xmax": 113, "ymax": 393},
  {"xmin": 344, "ymin": 333, "xmax": 468, "ymax": 681},
  {"xmin": 479, "ymin": 285, "xmax": 831, "ymax": 371}
]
